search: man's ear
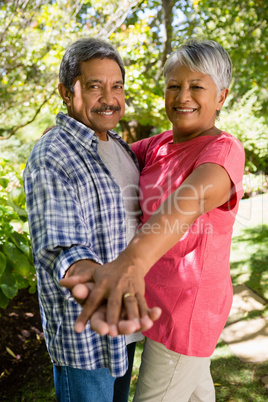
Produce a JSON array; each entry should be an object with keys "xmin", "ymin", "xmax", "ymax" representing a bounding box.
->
[{"xmin": 58, "ymin": 83, "xmax": 72, "ymax": 106}]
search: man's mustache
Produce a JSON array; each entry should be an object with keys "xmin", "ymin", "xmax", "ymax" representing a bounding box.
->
[{"xmin": 91, "ymin": 105, "xmax": 121, "ymax": 113}]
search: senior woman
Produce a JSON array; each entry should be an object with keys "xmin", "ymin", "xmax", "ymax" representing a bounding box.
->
[{"xmin": 61, "ymin": 39, "xmax": 245, "ymax": 401}]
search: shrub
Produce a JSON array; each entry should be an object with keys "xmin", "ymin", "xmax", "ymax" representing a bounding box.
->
[
  {"xmin": 0, "ymin": 158, "xmax": 36, "ymax": 310},
  {"xmin": 221, "ymin": 88, "xmax": 268, "ymax": 174}
]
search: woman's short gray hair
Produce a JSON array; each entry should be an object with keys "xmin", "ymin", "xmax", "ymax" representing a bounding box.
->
[
  {"xmin": 59, "ymin": 37, "xmax": 125, "ymax": 92},
  {"xmin": 163, "ymin": 39, "xmax": 232, "ymax": 93}
]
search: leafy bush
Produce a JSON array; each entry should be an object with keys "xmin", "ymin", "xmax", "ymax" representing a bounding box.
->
[
  {"xmin": 0, "ymin": 158, "xmax": 36, "ymax": 310},
  {"xmin": 243, "ymin": 172, "xmax": 268, "ymax": 199},
  {"xmin": 221, "ymin": 88, "xmax": 268, "ymax": 174}
]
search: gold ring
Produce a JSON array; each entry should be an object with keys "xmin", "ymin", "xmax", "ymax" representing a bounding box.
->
[{"xmin": 123, "ymin": 292, "xmax": 135, "ymax": 299}]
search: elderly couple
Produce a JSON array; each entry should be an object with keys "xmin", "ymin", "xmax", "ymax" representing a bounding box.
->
[{"xmin": 23, "ymin": 37, "xmax": 245, "ymax": 402}]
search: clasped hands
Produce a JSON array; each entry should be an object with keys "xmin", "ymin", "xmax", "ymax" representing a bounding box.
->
[{"xmin": 60, "ymin": 258, "xmax": 161, "ymax": 336}]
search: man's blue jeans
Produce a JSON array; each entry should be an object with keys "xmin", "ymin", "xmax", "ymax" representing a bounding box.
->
[{"xmin": 53, "ymin": 342, "xmax": 136, "ymax": 402}]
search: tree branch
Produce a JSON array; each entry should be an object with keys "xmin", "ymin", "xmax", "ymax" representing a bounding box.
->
[
  {"xmin": 154, "ymin": 0, "xmax": 175, "ymax": 81},
  {"xmin": 0, "ymin": 88, "xmax": 57, "ymax": 140},
  {"xmin": 96, "ymin": 0, "xmax": 140, "ymax": 38}
]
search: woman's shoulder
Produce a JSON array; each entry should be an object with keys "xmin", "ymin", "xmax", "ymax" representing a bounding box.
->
[{"xmin": 215, "ymin": 131, "xmax": 245, "ymax": 154}]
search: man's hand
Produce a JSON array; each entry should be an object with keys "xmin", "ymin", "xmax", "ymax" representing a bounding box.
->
[{"xmin": 60, "ymin": 259, "xmax": 161, "ymax": 336}]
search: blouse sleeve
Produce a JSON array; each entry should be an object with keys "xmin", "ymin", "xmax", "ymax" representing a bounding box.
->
[{"xmin": 193, "ymin": 133, "xmax": 245, "ymax": 210}]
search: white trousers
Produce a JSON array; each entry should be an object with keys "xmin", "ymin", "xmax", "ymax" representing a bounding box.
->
[{"xmin": 133, "ymin": 338, "xmax": 215, "ymax": 402}]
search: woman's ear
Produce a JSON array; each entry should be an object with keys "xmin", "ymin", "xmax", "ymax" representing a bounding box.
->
[
  {"xmin": 58, "ymin": 83, "xmax": 72, "ymax": 106},
  {"xmin": 216, "ymin": 88, "xmax": 229, "ymax": 113}
]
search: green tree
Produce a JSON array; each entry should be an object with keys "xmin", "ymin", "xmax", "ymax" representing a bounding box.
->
[
  {"xmin": 1, "ymin": 0, "xmax": 267, "ymax": 142},
  {"xmin": 193, "ymin": 0, "xmax": 268, "ymax": 111},
  {"xmin": 0, "ymin": 0, "xmax": 140, "ymax": 140}
]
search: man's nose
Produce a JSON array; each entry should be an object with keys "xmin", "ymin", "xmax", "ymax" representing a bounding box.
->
[{"xmin": 99, "ymin": 88, "xmax": 114, "ymax": 104}]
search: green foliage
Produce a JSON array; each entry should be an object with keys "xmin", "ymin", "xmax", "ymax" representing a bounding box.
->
[
  {"xmin": 0, "ymin": 0, "xmax": 85, "ymax": 139},
  {"xmin": 221, "ymin": 89, "xmax": 268, "ymax": 174},
  {"xmin": 193, "ymin": 0, "xmax": 268, "ymax": 113},
  {"xmin": 0, "ymin": 158, "xmax": 36, "ymax": 309},
  {"xmin": 243, "ymin": 173, "xmax": 268, "ymax": 198},
  {"xmin": 115, "ymin": 19, "xmax": 168, "ymax": 130},
  {"xmin": 1, "ymin": 0, "xmax": 268, "ymax": 142}
]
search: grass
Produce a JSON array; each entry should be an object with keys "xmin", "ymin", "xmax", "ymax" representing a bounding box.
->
[
  {"xmin": 128, "ymin": 340, "xmax": 268, "ymax": 402},
  {"xmin": 211, "ymin": 341, "xmax": 268, "ymax": 401},
  {"xmin": 230, "ymin": 224, "xmax": 268, "ymax": 303}
]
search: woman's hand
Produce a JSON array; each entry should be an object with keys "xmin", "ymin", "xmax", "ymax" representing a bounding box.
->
[{"xmin": 60, "ymin": 258, "xmax": 161, "ymax": 336}]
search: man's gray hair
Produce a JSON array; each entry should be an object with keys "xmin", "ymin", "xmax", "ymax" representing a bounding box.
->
[
  {"xmin": 163, "ymin": 39, "xmax": 232, "ymax": 93},
  {"xmin": 59, "ymin": 37, "xmax": 125, "ymax": 92}
]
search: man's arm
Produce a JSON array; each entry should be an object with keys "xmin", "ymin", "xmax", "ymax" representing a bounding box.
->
[{"xmin": 61, "ymin": 162, "xmax": 232, "ymax": 335}]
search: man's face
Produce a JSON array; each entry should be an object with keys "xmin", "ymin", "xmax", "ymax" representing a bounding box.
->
[{"xmin": 60, "ymin": 58, "xmax": 125, "ymax": 140}]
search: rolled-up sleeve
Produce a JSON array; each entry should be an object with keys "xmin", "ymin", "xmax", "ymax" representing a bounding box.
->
[{"xmin": 24, "ymin": 165, "xmax": 103, "ymax": 294}]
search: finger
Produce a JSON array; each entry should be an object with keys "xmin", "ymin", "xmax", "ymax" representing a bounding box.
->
[
  {"xmin": 115, "ymin": 304, "xmax": 140, "ymax": 335},
  {"xmin": 148, "ymin": 307, "xmax": 162, "ymax": 321},
  {"xmin": 60, "ymin": 266, "xmax": 96, "ymax": 289},
  {"xmin": 74, "ymin": 285, "xmax": 108, "ymax": 333},
  {"xmin": 105, "ymin": 289, "xmax": 123, "ymax": 337},
  {"xmin": 148, "ymin": 306, "xmax": 162, "ymax": 322},
  {"xmin": 122, "ymin": 292, "xmax": 141, "ymax": 332},
  {"xmin": 90, "ymin": 308, "xmax": 110, "ymax": 336},
  {"xmin": 72, "ymin": 283, "xmax": 91, "ymax": 304},
  {"xmin": 60, "ymin": 275, "xmax": 88, "ymax": 290},
  {"xmin": 123, "ymin": 292, "xmax": 140, "ymax": 321},
  {"xmin": 135, "ymin": 292, "xmax": 154, "ymax": 332},
  {"xmin": 117, "ymin": 319, "xmax": 141, "ymax": 335}
]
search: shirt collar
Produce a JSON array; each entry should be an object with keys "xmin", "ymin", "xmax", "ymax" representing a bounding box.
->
[
  {"xmin": 56, "ymin": 112, "xmax": 139, "ymax": 170},
  {"xmin": 56, "ymin": 112, "xmax": 100, "ymax": 153}
]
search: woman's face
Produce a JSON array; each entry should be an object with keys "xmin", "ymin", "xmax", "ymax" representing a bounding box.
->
[{"xmin": 164, "ymin": 64, "xmax": 228, "ymax": 143}]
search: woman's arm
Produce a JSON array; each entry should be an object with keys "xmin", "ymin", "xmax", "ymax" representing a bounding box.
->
[{"xmin": 61, "ymin": 162, "xmax": 232, "ymax": 335}]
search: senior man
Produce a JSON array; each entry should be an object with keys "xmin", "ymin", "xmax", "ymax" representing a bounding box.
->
[{"xmin": 23, "ymin": 37, "xmax": 159, "ymax": 402}]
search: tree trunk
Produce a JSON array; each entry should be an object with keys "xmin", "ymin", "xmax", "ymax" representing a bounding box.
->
[
  {"xmin": 119, "ymin": 119, "xmax": 155, "ymax": 143},
  {"xmin": 161, "ymin": 0, "xmax": 175, "ymax": 65}
]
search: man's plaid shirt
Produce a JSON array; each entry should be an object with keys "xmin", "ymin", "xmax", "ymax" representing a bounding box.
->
[{"xmin": 23, "ymin": 112, "xmax": 139, "ymax": 376}]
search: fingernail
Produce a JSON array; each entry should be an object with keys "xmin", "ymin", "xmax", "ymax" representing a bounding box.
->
[
  {"xmin": 141, "ymin": 316, "xmax": 153, "ymax": 330},
  {"xmin": 75, "ymin": 322, "xmax": 84, "ymax": 333},
  {"xmin": 109, "ymin": 325, "xmax": 118, "ymax": 337},
  {"xmin": 133, "ymin": 318, "xmax": 141, "ymax": 330}
]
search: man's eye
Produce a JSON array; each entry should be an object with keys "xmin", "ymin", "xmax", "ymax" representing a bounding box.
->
[
  {"xmin": 192, "ymin": 86, "xmax": 203, "ymax": 90},
  {"xmin": 168, "ymin": 85, "xmax": 180, "ymax": 89}
]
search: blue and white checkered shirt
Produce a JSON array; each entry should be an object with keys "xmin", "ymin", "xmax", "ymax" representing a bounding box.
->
[{"xmin": 23, "ymin": 112, "xmax": 139, "ymax": 376}]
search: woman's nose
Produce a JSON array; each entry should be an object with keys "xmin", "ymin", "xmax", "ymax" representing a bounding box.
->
[{"xmin": 175, "ymin": 87, "xmax": 191, "ymax": 102}]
